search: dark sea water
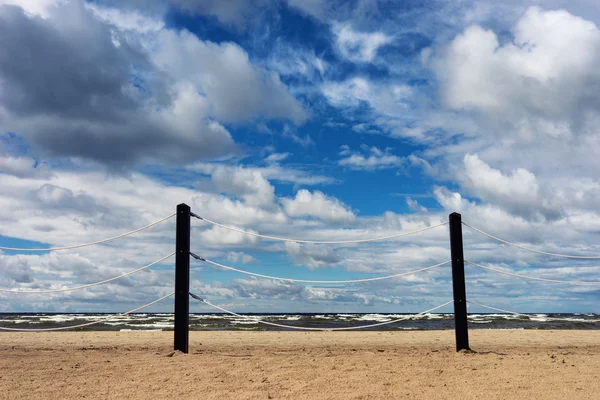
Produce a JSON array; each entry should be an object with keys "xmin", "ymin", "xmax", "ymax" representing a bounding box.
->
[{"xmin": 1, "ymin": 313, "xmax": 599, "ymax": 331}]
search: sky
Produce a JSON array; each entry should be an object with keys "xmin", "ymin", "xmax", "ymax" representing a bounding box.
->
[{"xmin": 1, "ymin": 0, "xmax": 600, "ymax": 315}]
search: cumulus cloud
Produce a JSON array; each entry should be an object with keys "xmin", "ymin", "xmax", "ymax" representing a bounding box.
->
[
  {"xmin": 3, "ymin": 1, "xmax": 600, "ymax": 314},
  {"xmin": 281, "ymin": 189, "xmax": 356, "ymax": 223},
  {"xmin": 153, "ymin": 29, "xmax": 307, "ymax": 124},
  {"xmin": 423, "ymin": 7, "xmax": 600, "ymax": 226},
  {"xmin": 0, "ymin": 1, "xmax": 307, "ymax": 166},
  {"xmin": 462, "ymin": 154, "xmax": 544, "ymax": 216},
  {"xmin": 435, "ymin": 6, "xmax": 600, "ymax": 134},
  {"xmin": 284, "ymin": 242, "xmax": 342, "ymax": 269},
  {"xmin": 211, "ymin": 166, "xmax": 275, "ymax": 207},
  {"xmin": 0, "ymin": 2, "xmax": 237, "ymax": 165}
]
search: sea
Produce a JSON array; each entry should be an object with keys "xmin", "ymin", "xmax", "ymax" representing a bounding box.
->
[{"xmin": 1, "ymin": 312, "xmax": 599, "ymax": 331}]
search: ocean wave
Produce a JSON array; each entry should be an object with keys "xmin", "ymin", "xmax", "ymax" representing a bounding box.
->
[{"xmin": 0, "ymin": 312, "xmax": 598, "ymax": 331}]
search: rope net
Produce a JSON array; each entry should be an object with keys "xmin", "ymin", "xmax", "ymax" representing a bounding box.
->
[
  {"xmin": 193, "ymin": 213, "xmax": 448, "ymax": 244},
  {"xmin": 190, "ymin": 292, "xmax": 453, "ymax": 331},
  {"xmin": 466, "ymin": 260, "xmax": 600, "ymax": 285},
  {"xmin": 0, "ymin": 292, "xmax": 174, "ymax": 331},
  {"xmin": 0, "ymin": 213, "xmax": 175, "ymax": 252},
  {"xmin": 191, "ymin": 253, "xmax": 450, "ymax": 284},
  {"xmin": 0, "ymin": 253, "xmax": 175, "ymax": 294},
  {"xmin": 466, "ymin": 299, "xmax": 600, "ymax": 323},
  {"xmin": 462, "ymin": 222, "xmax": 600, "ymax": 259}
]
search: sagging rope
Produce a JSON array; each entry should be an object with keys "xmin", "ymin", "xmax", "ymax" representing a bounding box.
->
[
  {"xmin": 0, "ymin": 213, "xmax": 176, "ymax": 252},
  {"xmin": 0, "ymin": 253, "xmax": 175, "ymax": 294},
  {"xmin": 466, "ymin": 260, "xmax": 600, "ymax": 285},
  {"xmin": 192, "ymin": 213, "xmax": 448, "ymax": 244},
  {"xmin": 190, "ymin": 253, "xmax": 449, "ymax": 284},
  {"xmin": 189, "ymin": 292, "xmax": 453, "ymax": 331},
  {"xmin": 0, "ymin": 292, "xmax": 174, "ymax": 331},
  {"xmin": 462, "ymin": 222, "xmax": 600, "ymax": 259},
  {"xmin": 466, "ymin": 299, "xmax": 600, "ymax": 323}
]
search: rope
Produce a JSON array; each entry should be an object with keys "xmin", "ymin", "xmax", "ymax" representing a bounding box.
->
[
  {"xmin": 193, "ymin": 214, "xmax": 448, "ymax": 244},
  {"xmin": 189, "ymin": 292, "xmax": 453, "ymax": 331},
  {"xmin": 462, "ymin": 222, "xmax": 600, "ymax": 259},
  {"xmin": 466, "ymin": 299, "xmax": 600, "ymax": 323},
  {"xmin": 466, "ymin": 260, "xmax": 600, "ymax": 285},
  {"xmin": 0, "ymin": 213, "xmax": 176, "ymax": 252},
  {"xmin": 0, "ymin": 292, "xmax": 174, "ymax": 331},
  {"xmin": 191, "ymin": 253, "xmax": 450, "ymax": 284},
  {"xmin": 0, "ymin": 253, "xmax": 175, "ymax": 293}
]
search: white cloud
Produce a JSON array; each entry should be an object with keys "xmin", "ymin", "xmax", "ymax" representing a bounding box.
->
[
  {"xmin": 211, "ymin": 166, "xmax": 275, "ymax": 207},
  {"xmin": 406, "ymin": 197, "xmax": 427, "ymax": 213},
  {"xmin": 436, "ymin": 7, "xmax": 600, "ymax": 128},
  {"xmin": 284, "ymin": 242, "xmax": 342, "ymax": 269},
  {"xmin": 323, "ymin": 77, "xmax": 410, "ymax": 109},
  {"xmin": 286, "ymin": 0, "xmax": 326, "ymax": 20},
  {"xmin": 153, "ymin": 29, "xmax": 308, "ymax": 124},
  {"xmin": 265, "ymin": 45, "xmax": 326, "ymax": 79},
  {"xmin": 0, "ymin": 0, "xmax": 56, "ymax": 17},
  {"xmin": 333, "ymin": 22, "xmax": 392, "ymax": 63},
  {"xmin": 169, "ymin": 0, "xmax": 268, "ymax": 30},
  {"xmin": 338, "ymin": 145, "xmax": 404, "ymax": 170},
  {"xmin": 226, "ymin": 252, "xmax": 257, "ymax": 264},
  {"xmin": 461, "ymin": 154, "xmax": 545, "ymax": 217},
  {"xmin": 0, "ymin": 154, "xmax": 53, "ymax": 179},
  {"xmin": 265, "ymin": 152, "xmax": 290, "ymax": 163},
  {"xmin": 0, "ymin": 2, "xmax": 238, "ymax": 165},
  {"xmin": 0, "ymin": 1, "xmax": 309, "ymax": 166},
  {"xmin": 189, "ymin": 162, "xmax": 334, "ymax": 187},
  {"xmin": 281, "ymin": 189, "xmax": 356, "ymax": 223},
  {"xmin": 86, "ymin": 2, "xmax": 165, "ymax": 33}
]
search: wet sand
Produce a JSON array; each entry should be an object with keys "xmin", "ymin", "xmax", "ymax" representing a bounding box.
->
[{"xmin": 1, "ymin": 330, "xmax": 599, "ymax": 399}]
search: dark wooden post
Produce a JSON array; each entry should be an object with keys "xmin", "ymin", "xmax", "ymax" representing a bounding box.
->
[
  {"xmin": 449, "ymin": 212, "xmax": 470, "ymax": 351},
  {"xmin": 174, "ymin": 203, "xmax": 191, "ymax": 353}
]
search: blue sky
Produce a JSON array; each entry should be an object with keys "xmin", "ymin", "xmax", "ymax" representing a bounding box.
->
[{"xmin": 1, "ymin": 0, "xmax": 600, "ymax": 314}]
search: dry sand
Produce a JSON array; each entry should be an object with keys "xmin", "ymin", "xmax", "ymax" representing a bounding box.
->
[{"xmin": 1, "ymin": 330, "xmax": 599, "ymax": 399}]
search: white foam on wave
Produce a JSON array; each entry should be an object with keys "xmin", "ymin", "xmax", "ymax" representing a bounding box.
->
[
  {"xmin": 421, "ymin": 313, "xmax": 447, "ymax": 320},
  {"xmin": 356, "ymin": 314, "xmax": 403, "ymax": 322},
  {"xmin": 230, "ymin": 319, "xmax": 260, "ymax": 325},
  {"xmin": 528, "ymin": 314, "xmax": 549, "ymax": 322},
  {"xmin": 0, "ymin": 319, "xmax": 31, "ymax": 324}
]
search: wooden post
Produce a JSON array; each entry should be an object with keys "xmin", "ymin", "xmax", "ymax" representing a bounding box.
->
[
  {"xmin": 449, "ymin": 212, "xmax": 470, "ymax": 351},
  {"xmin": 174, "ymin": 203, "xmax": 191, "ymax": 353}
]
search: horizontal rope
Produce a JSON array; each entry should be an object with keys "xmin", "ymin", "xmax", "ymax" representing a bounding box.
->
[
  {"xmin": 193, "ymin": 214, "xmax": 448, "ymax": 244},
  {"xmin": 462, "ymin": 222, "xmax": 600, "ymax": 259},
  {"xmin": 0, "ymin": 253, "xmax": 175, "ymax": 294},
  {"xmin": 191, "ymin": 253, "xmax": 450, "ymax": 284},
  {"xmin": 0, "ymin": 213, "xmax": 176, "ymax": 252},
  {"xmin": 466, "ymin": 260, "xmax": 600, "ymax": 285},
  {"xmin": 466, "ymin": 299, "xmax": 600, "ymax": 323},
  {"xmin": 190, "ymin": 292, "xmax": 453, "ymax": 331},
  {"xmin": 0, "ymin": 292, "xmax": 174, "ymax": 331}
]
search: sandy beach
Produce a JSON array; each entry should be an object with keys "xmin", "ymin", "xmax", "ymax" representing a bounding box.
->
[{"xmin": 1, "ymin": 330, "xmax": 599, "ymax": 399}]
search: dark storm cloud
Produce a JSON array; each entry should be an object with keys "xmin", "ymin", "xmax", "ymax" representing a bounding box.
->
[{"xmin": 0, "ymin": 2, "xmax": 236, "ymax": 165}]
